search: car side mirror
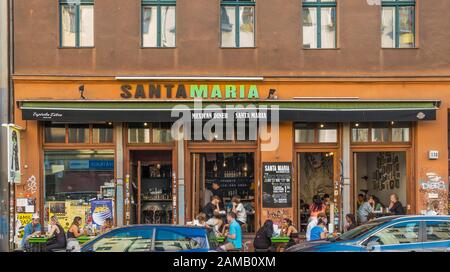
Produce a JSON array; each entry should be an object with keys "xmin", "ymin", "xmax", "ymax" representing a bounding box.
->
[{"xmin": 365, "ymin": 237, "xmax": 381, "ymax": 252}]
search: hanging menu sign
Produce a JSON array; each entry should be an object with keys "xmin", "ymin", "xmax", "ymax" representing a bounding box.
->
[{"xmin": 262, "ymin": 162, "xmax": 292, "ymax": 208}]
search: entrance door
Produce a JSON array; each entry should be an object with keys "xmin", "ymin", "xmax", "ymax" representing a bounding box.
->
[
  {"xmin": 297, "ymin": 152, "xmax": 339, "ymax": 234},
  {"xmin": 130, "ymin": 150, "xmax": 174, "ymax": 225},
  {"xmin": 353, "ymin": 151, "xmax": 408, "ymax": 219}
]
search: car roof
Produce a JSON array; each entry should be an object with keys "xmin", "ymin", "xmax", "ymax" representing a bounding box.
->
[{"xmin": 371, "ymin": 215, "xmax": 450, "ymax": 223}]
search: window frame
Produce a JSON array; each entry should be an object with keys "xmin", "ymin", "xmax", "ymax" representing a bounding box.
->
[
  {"xmin": 43, "ymin": 123, "xmax": 114, "ymax": 146},
  {"xmin": 220, "ymin": 0, "xmax": 256, "ymax": 48},
  {"xmin": 302, "ymin": 0, "xmax": 337, "ymax": 49},
  {"xmin": 381, "ymin": 0, "xmax": 416, "ymax": 49},
  {"xmin": 141, "ymin": 0, "xmax": 177, "ymax": 48},
  {"xmin": 350, "ymin": 122, "xmax": 412, "ymax": 145},
  {"xmin": 294, "ymin": 123, "xmax": 339, "ymax": 145},
  {"xmin": 423, "ymin": 220, "xmax": 450, "ymax": 244},
  {"xmin": 59, "ymin": 0, "xmax": 95, "ymax": 48}
]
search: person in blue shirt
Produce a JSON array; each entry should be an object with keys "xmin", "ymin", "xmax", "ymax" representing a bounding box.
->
[
  {"xmin": 310, "ymin": 218, "xmax": 328, "ymax": 241},
  {"xmin": 220, "ymin": 212, "xmax": 242, "ymax": 251},
  {"xmin": 22, "ymin": 213, "xmax": 42, "ymax": 251}
]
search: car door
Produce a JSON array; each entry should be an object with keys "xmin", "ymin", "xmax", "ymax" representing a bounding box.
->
[
  {"xmin": 363, "ymin": 221, "xmax": 423, "ymax": 252},
  {"xmin": 423, "ymin": 220, "xmax": 450, "ymax": 252},
  {"xmin": 85, "ymin": 227, "xmax": 155, "ymax": 252},
  {"xmin": 153, "ymin": 227, "xmax": 209, "ymax": 252}
]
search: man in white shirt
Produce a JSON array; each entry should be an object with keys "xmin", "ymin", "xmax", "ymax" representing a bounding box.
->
[{"xmin": 306, "ymin": 213, "xmax": 327, "ymax": 241}]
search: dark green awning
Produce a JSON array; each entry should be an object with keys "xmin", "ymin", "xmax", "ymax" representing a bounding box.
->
[{"xmin": 19, "ymin": 100, "xmax": 439, "ymax": 122}]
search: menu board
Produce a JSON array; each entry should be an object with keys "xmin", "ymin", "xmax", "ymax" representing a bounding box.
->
[{"xmin": 262, "ymin": 162, "xmax": 292, "ymax": 208}]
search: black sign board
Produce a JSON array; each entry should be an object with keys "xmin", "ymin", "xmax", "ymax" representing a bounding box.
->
[{"xmin": 262, "ymin": 162, "xmax": 292, "ymax": 208}]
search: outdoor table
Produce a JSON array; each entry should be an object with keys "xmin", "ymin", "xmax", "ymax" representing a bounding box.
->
[
  {"xmin": 271, "ymin": 236, "xmax": 291, "ymax": 252},
  {"xmin": 27, "ymin": 235, "xmax": 95, "ymax": 252},
  {"xmin": 211, "ymin": 236, "xmax": 225, "ymax": 243}
]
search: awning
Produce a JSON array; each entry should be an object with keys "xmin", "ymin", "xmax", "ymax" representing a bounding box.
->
[{"xmin": 18, "ymin": 100, "xmax": 439, "ymax": 122}]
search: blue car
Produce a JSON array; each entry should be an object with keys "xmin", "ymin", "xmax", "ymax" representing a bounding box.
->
[
  {"xmin": 287, "ymin": 216, "xmax": 450, "ymax": 252},
  {"xmin": 81, "ymin": 225, "xmax": 214, "ymax": 252}
]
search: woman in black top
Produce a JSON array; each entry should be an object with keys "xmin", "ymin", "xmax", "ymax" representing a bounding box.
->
[
  {"xmin": 389, "ymin": 194, "xmax": 405, "ymax": 215},
  {"xmin": 45, "ymin": 216, "xmax": 67, "ymax": 252},
  {"xmin": 253, "ymin": 220, "xmax": 274, "ymax": 252}
]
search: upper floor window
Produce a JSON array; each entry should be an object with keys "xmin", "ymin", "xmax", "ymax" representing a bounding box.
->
[
  {"xmin": 60, "ymin": 0, "xmax": 94, "ymax": 47},
  {"xmin": 221, "ymin": 0, "xmax": 255, "ymax": 48},
  {"xmin": 142, "ymin": 0, "xmax": 176, "ymax": 47},
  {"xmin": 302, "ymin": 0, "xmax": 337, "ymax": 49},
  {"xmin": 381, "ymin": 0, "xmax": 415, "ymax": 48},
  {"xmin": 295, "ymin": 123, "xmax": 338, "ymax": 144}
]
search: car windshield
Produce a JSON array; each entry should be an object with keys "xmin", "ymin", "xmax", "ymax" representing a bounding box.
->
[{"xmin": 334, "ymin": 221, "xmax": 385, "ymax": 241}]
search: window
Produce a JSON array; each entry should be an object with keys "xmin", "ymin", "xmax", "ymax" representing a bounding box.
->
[
  {"xmin": 351, "ymin": 122, "xmax": 411, "ymax": 143},
  {"xmin": 142, "ymin": 0, "xmax": 176, "ymax": 47},
  {"xmin": 381, "ymin": 0, "xmax": 415, "ymax": 48},
  {"xmin": 154, "ymin": 229, "xmax": 207, "ymax": 251},
  {"xmin": 92, "ymin": 227, "xmax": 154, "ymax": 252},
  {"xmin": 44, "ymin": 123, "xmax": 114, "ymax": 144},
  {"xmin": 369, "ymin": 221, "xmax": 420, "ymax": 245},
  {"xmin": 128, "ymin": 123, "xmax": 173, "ymax": 144},
  {"xmin": 60, "ymin": 0, "xmax": 94, "ymax": 47},
  {"xmin": 221, "ymin": 0, "xmax": 255, "ymax": 48},
  {"xmin": 426, "ymin": 221, "xmax": 450, "ymax": 242},
  {"xmin": 295, "ymin": 123, "xmax": 338, "ymax": 144},
  {"xmin": 302, "ymin": 0, "xmax": 337, "ymax": 49}
]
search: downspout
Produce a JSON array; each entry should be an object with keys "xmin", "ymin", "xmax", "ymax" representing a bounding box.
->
[{"xmin": 8, "ymin": 0, "xmax": 13, "ymax": 123}]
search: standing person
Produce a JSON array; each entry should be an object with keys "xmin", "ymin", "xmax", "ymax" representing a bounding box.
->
[
  {"xmin": 281, "ymin": 218, "xmax": 299, "ymax": 249},
  {"xmin": 368, "ymin": 195, "xmax": 383, "ymax": 213},
  {"xmin": 344, "ymin": 214, "xmax": 357, "ymax": 232},
  {"xmin": 220, "ymin": 212, "xmax": 242, "ymax": 251},
  {"xmin": 253, "ymin": 220, "xmax": 274, "ymax": 252},
  {"xmin": 202, "ymin": 196, "xmax": 222, "ymax": 220},
  {"xmin": 203, "ymin": 186, "xmax": 213, "ymax": 208},
  {"xmin": 44, "ymin": 216, "xmax": 67, "ymax": 252},
  {"xmin": 21, "ymin": 213, "xmax": 42, "ymax": 251},
  {"xmin": 309, "ymin": 195, "xmax": 326, "ymax": 221},
  {"xmin": 231, "ymin": 195, "xmax": 247, "ymax": 226},
  {"xmin": 211, "ymin": 182, "xmax": 224, "ymax": 209},
  {"xmin": 357, "ymin": 196, "xmax": 373, "ymax": 224},
  {"xmin": 389, "ymin": 193, "xmax": 405, "ymax": 215},
  {"xmin": 310, "ymin": 218, "xmax": 328, "ymax": 241},
  {"xmin": 357, "ymin": 194, "xmax": 365, "ymax": 210},
  {"xmin": 306, "ymin": 212, "xmax": 327, "ymax": 241}
]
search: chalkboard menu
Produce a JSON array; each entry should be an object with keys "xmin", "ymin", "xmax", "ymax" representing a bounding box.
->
[{"xmin": 262, "ymin": 162, "xmax": 292, "ymax": 208}]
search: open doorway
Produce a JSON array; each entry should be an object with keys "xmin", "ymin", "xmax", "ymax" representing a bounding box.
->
[
  {"xmin": 191, "ymin": 152, "xmax": 256, "ymax": 232},
  {"xmin": 297, "ymin": 152, "xmax": 336, "ymax": 233},
  {"xmin": 129, "ymin": 150, "xmax": 173, "ymax": 224},
  {"xmin": 354, "ymin": 151, "xmax": 407, "ymax": 214}
]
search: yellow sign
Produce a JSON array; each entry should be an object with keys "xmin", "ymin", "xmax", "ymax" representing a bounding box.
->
[
  {"xmin": 17, "ymin": 213, "xmax": 33, "ymax": 238},
  {"xmin": 48, "ymin": 201, "xmax": 91, "ymax": 231}
]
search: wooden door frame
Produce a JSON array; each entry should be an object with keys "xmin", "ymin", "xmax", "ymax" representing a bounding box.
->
[
  {"xmin": 350, "ymin": 146, "xmax": 414, "ymax": 215},
  {"xmin": 124, "ymin": 145, "xmax": 177, "ymax": 224},
  {"xmin": 185, "ymin": 142, "xmax": 259, "ymax": 229},
  {"xmin": 293, "ymin": 147, "xmax": 341, "ymax": 229}
]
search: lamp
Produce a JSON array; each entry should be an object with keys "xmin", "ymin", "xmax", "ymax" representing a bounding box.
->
[{"xmin": 79, "ymin": 85, "xmax": 86, "ymax": 100}]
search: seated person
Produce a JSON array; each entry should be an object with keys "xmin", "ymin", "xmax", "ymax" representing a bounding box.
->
[
  {"xmin": 206, "ymin": 211, "xmax": 223, "ymax": 236},
  {"xmin": 202, "ymin": 196, "xmax": 222, "ymax": 220},
  {"xmin": 219, "ymin": 212, "xmax": 242, "ymax": 251},
  {"xmin": 44, "ymin": 216, "xmax": 67, "ymax": 252},
  {"xmin": 21, "ymin": 213, "xmax": 42, "ymax": 251},
  {"xmin": 231, "ymin": 195, "xmax": 247, "ymax": 226}
]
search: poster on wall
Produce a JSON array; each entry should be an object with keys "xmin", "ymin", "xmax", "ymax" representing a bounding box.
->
[
  {"xmin": 48, "ymin": 201, "xmax": 91, "ymax": 231},
  {"xmin": 262, "ymin": 162, "xmax": 292, "ymax": 208},
  {"xmin": 7, "ymin": 126, "xmax": 21, "ymax": 184},
  {"xmin": 90, "ymin": 199, "xmax": 114, "ymax": 228}
]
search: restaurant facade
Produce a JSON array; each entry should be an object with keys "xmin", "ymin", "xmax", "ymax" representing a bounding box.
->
[
  {"xmin": 11, "ymin": 78, "xmax": 448, "ymax": 235},
  {"xmin": 10, "ymin": 0, "xmax": 450, "ymax": 245}
]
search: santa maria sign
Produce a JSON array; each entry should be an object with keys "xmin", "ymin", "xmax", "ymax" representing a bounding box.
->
[{"xmin": 120, "ymin": 84, "xmax": 260, "ymax": 99}]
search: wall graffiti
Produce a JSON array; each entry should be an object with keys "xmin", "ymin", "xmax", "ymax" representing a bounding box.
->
[
  {"xmin": 419, "ymin": 171, "xmax": 448, "ymax": 215},
  {"xmin": 25, "ymin": 175, "xmax": 37, "ymax": 195}
]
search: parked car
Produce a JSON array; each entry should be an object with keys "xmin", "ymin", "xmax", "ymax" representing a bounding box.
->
[
  {"xmin": 81, "ymin": 225, "xmax": 213, "ymax": 252},
  {"xmin": 287, "ymin": 215, "xmax": 450, "ymax": 252}
]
